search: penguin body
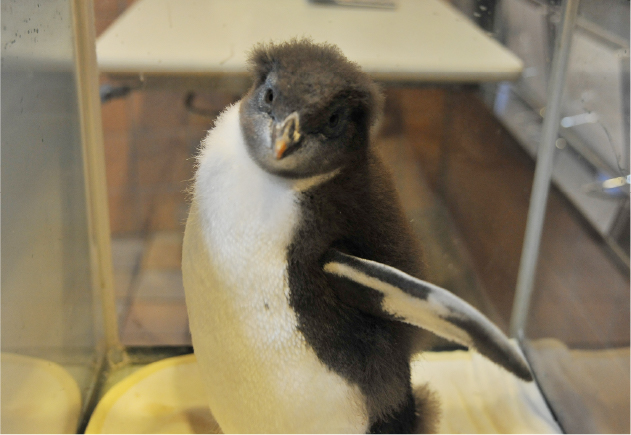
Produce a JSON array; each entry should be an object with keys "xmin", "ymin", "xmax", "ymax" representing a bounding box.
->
[
  {"xmin": 183, "ymin": 39, "xmax": 532, "ymax": 434},
  {"xmin": 183, "ymin": 103, "xmax": 371, "ymax": 433}
]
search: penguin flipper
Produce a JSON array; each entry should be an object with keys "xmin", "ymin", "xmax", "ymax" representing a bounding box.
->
[{"xmin": 322, "ymin": 249, "xmax": 533, "ymax": 382}]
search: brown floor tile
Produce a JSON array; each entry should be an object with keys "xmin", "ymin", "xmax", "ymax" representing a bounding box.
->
[
  {"xmin": 103, "ymin": 133, "xmax": 130, "ymax": 190},
  {"xmin": 391, "ymin": 88, "xmax": 448, "ymax": 188},
  {"xmin": 114, "ymin": 271, "xmax": 135, "ymax": 298},
  {"xmin": 136, "ymin": 131, "xmax": 193, "ymax": 189},
  {"xmin": 94, "ymin": 0, "xmax": 130, "ymax": 36},
  {"xmin": 101, "ymin": 97, "xmax": 130, "ymax": 134},
  {"xmin": 121, "ymin": 301, "xmax": 191, "ymax": 346},
  {"xmin": 389, "ymin": 87, "xmax": 447, "ymax": 144},
  {"xmin": 526, "ymin": 339, "xmax": 629, "ymax": 433},
  {"xmin": 111, "ymin": 237, "xmax": 145, "ymax": 270},
  {"xmin": 94, "ymin": 0, "xmax": 124, "ymax": 16},
  {"xmin": 95, "ymin": 17, "xmax": 116, "ymax": 37},
  {"xmin": 134, "ymin": 270, "xmax": 185, "ymax": 302},
  {"xmin": 139, "ymin": 190, "xmax": 189, "ymax": 232},
  {"xmin": 130, "ymin": 90, "xmax": 190, "ymax": 129},
  {"xmin": 407, "ymin": 89, "xmax": 533, "ymax": 325},
  {"xmin": 529, "ymin": 202, "xmax": 630, "ymax": 345},
  {"xmin": 374, "ymin": 125, "xmax": 503, "ymax": 328},
  {"xmin": 108, "ymin": 190, "xmax": 140, "ymax": 235},
  {"xmin": 185, "ymin": 126, "xmax": 209, "ymax": 160},
  {"xmin": 141, "ymin": 231, "xmax": 184, "ymax": 270},
  {"xmin": 94, "ymin": 0, "xmax": 139, "ymax": 35}
]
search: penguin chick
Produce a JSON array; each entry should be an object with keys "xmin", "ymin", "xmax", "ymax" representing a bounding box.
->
[{"xmin": 182, "ymin": 39, "xmax": 532, "ymax": 434}]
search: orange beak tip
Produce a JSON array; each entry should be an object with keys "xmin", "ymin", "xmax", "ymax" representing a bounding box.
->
[{"xmin": 274, "ymin": 140, "xmax": 287, "ymax": 160}]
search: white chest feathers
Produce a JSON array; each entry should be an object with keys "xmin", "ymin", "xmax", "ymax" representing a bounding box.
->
[{"xmin": 182, "ymin": 102, "xmax": 368, "ymax": 433}]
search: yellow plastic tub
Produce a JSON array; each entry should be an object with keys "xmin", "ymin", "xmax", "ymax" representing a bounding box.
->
[{"xmin": 1, "ymin": 353, "xmax": 82, "ymax": 434}]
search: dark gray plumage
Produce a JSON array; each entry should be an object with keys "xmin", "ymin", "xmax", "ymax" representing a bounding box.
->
[
  {"xmin": 182, "ymin": 39, "xmax": 531, "ymax": 434},
  {"xmin": 240, "ymin": 40, "xmax": 382, "ymax": 179}
]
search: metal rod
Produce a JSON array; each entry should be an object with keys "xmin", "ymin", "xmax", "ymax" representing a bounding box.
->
[
  {"xmin": 509, "ymin": 0, "xmax": 580, "ymax": 338},
  {"xmin": 71, "ymin": 0, "xmax": 127, "ymax": 363}
]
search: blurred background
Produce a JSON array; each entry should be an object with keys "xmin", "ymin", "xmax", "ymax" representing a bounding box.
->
[{"xmin": 2, "ymin": 0, "xmax": 629, "ymax": 433}]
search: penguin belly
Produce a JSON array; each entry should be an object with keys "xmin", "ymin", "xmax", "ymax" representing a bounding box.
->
[{"xmin": 182, "ymin": 103, "xmax": 369, "ymax": 433}]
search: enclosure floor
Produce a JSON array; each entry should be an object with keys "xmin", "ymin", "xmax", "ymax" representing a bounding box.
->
[{"xmin": 112, "ymin": 233, "xmax": 191, "ymax": 346}]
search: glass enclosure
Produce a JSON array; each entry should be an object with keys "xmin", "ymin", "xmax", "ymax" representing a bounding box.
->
[
  {"xmin": 490, "ymin": 0, "xmax": 630, "ymax": 432},
  {"xmin": 1, "ymin": 0, "xmax": 112, "ymax": 432},
  {"xmin": 2, "ymin": 0, "xmax": 629, "ymax": 433}
]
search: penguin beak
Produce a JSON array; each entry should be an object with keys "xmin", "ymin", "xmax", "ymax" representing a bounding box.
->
[{"xmin": 272, "ymin": 112, "xmax": 301, "ymax": 160}]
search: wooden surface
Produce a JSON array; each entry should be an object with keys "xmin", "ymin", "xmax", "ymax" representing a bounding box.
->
[
  {"xmin": 96, "ymin": 0, "xmax": 523, "ymax": 82},
  {"xmin": 526, "ymin": 339, "xmax": 630, "ymax": 434}
]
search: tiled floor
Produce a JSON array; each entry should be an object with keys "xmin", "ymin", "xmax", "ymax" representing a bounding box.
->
[
  {"xmin": 101, "ymin": 87, "xmax": 238, "ymax": 345},
  {"xmin": 112, "ymin": 232, "xmax": 191, "ymax": 346}
]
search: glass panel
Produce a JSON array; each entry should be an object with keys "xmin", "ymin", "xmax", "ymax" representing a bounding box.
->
[
  {"xmin": 1, "ymin": 1, "xmax": 103, "ymax": 432},
  {"xmin": 488, "ymin": 0, "xmax": 630, "ymax": 432}
]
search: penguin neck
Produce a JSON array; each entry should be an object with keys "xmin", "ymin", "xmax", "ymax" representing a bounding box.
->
[
  {"xmin": 291, "ymin": 168, "xmax": 341, "ymax": 192},
  {"xmin": 196, "ymin": 101, "xmax": 341, "ymax": 222}
]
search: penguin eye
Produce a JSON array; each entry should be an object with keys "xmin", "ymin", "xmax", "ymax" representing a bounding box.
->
[
  {"xmin": 324, "ymin": 109, "xmax": 345, "ymax": 136},
  {"xmin": 328, "ymin": 113, "xmax": 339, "ymax": 128},
  {"xmin": 264, "ymin": 88, "xmax": 274, "ymax": 104}
]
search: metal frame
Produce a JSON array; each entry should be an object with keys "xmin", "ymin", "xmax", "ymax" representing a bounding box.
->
[{"xmin": 509, "ymin": 0, "xmax": 581, "ymax": 338}]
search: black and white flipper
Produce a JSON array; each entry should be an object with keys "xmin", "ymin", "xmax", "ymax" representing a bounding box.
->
[{"xmin": 323, "ymin": 249, "xmax": 533, "ymax": 382}]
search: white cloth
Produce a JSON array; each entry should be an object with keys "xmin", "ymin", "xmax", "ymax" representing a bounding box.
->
[{"xmin": 411, "ymin": 350, "xmax": 561, "ymax": 434}]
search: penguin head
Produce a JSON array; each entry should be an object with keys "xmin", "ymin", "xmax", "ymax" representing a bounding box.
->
[{"xmin": 240, "ymin": 39, "xmax": 383, "ymax": 179}]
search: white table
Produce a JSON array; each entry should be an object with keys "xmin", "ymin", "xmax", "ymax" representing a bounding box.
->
[{"xmin": 96, "ymin": 0, "xmax": 523, "ymax": 85}]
